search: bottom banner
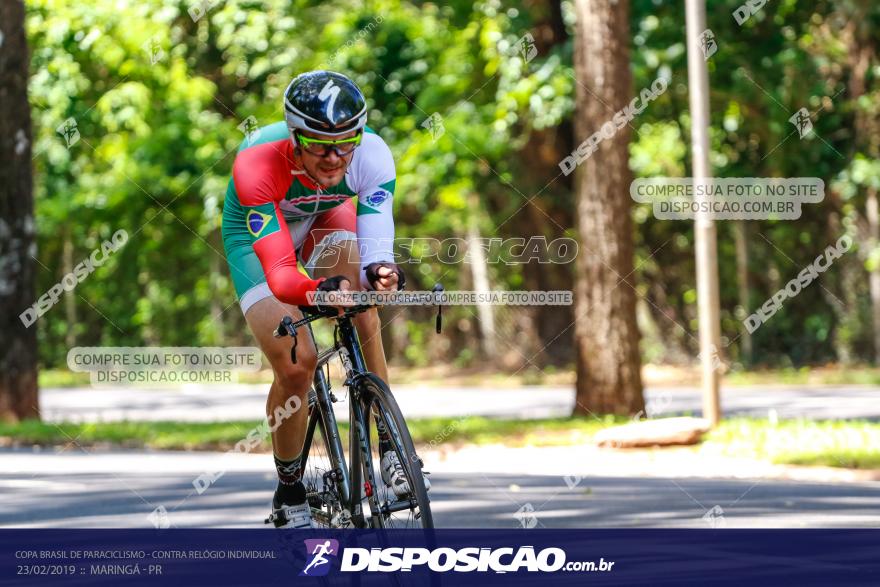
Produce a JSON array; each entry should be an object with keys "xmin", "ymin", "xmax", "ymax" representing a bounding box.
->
[{"xmin": 1, "ymin": 529, "xmax": 877, "ymax": 586}]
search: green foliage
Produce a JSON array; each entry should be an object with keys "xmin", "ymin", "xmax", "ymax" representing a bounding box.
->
[
  {"xmin": 631, "ymin": 0, "xmax": 880, "ymax": 365},
  {"xmin": 24, "ymin": 0, "xmax": 880, "ymax": 369}
]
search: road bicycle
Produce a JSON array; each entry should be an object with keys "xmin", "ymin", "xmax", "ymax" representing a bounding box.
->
[{"xmin": 267, "ymin": 286, "xmax": 443, "ymax": 529}]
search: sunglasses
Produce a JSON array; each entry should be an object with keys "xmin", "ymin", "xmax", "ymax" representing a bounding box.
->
[{"xmin": 296, "ymin": 132, "xmax": 363, "ymax": 157}]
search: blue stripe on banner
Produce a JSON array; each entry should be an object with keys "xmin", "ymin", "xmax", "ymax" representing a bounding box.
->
[{"xmin": 1, "ymin": 530, "xmax": 878, "ymax": 586}]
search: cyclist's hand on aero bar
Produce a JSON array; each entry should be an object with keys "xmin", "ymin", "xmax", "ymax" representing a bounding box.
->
[
  {"xmin": 315, "ymin": 275, "xmax": 354, "ymax": 313},
  {"xmin": 365, "ymin": 262, "xmax": 406, "ymax": 291}
]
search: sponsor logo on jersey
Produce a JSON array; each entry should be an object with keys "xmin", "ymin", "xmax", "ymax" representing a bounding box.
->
[
  {"xmin": 246, "ymin": 210, "xmax": 274, "ymax": 238},
  {"xmin": 366, "ymin": 189, "xmax": 390, "ymax": 207}
]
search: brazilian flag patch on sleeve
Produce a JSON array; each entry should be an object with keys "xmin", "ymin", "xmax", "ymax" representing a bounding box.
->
[{"xmin": 245, "ymin": 205, "xmax": 280, "ymax": 240}]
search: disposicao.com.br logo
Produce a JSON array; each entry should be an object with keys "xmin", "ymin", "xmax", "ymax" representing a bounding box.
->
[{"xmin": 300, "ymin": 540, "xmax": 614, "ymax": 575}]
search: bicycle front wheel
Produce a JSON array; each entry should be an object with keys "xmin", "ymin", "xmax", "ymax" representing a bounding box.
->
[
  {"xmin": 300, "ymin": 388, "xmax": 351, "ymax": 528},
  {"xmin": 360, "ymin": 373, "xmax": 434, "ymax": 529}
]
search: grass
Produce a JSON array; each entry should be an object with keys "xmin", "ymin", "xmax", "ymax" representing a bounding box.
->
[
  {"xmin": 0, "ymin": 420, "xmax": 268, "ymax": 451},
  {"xmin": 0, "ymin": 415, "xmax": 625, "ymax": 452},
  {"xmin": 38, "ymin": 370, "xmax": 91, "ymax": 388},
  {"xmin": 2, "ymin": 415, "xmax": 877, "ymax": 470},
  {"xmin": 702, "ymin": 417, "xmax": 880, "ymax": 469},
  {"xmin": 723, "ymin": 366, "xmax": 880, "ymax": 386},
  {"xmin": 402, "ymin": 415, "xmax": 627, "ymax": 447}
]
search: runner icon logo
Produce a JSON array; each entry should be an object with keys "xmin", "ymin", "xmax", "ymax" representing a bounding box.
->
[{"xmin": 300, "ymin": 539, "xmax": 339, "ymax": 577}]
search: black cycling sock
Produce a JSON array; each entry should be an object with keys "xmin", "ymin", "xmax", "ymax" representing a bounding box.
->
[
  {"xmin": 375, "ymin": 418, "xmax": 393, "ymax": 454},
  {"xmin": 274, "ymin": 453, "xmax": 303, "ymax": 486},
  {"xmin": 274, "ymin": 480, "xmax": 306, "ymax": 507}
]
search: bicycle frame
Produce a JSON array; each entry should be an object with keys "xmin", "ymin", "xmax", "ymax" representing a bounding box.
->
[
  {"xmin": 298, "ymin": 310, "xmax": 383, "ymax": 528},
  {"xmin": 275, "ymin": 287, "xmax": 443, "ymax": 528}
]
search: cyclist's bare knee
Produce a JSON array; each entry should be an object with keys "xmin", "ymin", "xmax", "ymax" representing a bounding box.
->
[
  {"xmin": 243, "ymin": 296, "xmax": 318, "ymax": 399},
  {"xmin": 268, "ymin": 344, "xmax": 317, "ymax": 396}
]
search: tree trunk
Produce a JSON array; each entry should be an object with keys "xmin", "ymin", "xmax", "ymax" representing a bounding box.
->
[
  {"xmin": 508, "ymin": 0, "xmax": 575, "ymax": 365},
  {"xmin": 843, "ymin": 13, "xmax": 878, "ymax": 363},
  {"xmin": 865, "ymin": 189, "xmax": 880, "ymax": 364},
  {"xmin": 467, "ymin": 194, "xmax": 496, "ymax": 359},
  {"xmin": 826, "ymin": 211, "xmax": 859, "ymax": 364},
  {"xmin": 571, "ymin": 0, "xmax": 645, "ymax": 416},
  {"xmin": 63, "ymin": 227, "xmax": 77, "ymax": 350},
  {"xmin": 733, "ymin": 221, "xmax": 752, "ymax": 364},
  {"xmin": 0, "ymin": 0, "xmax": 40, "ymax": 422},
  {"xmin": 209, "ymin": 228, "xmax": 225, "ymax": 345}
]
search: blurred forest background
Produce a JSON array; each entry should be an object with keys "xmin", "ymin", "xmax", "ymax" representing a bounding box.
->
[{"xmin": 15, "ymin": 0, "xmax": 880, "ymax": 376}]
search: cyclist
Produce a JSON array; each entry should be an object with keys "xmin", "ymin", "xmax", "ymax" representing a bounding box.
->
[{"xmin": 221, "ymin": 70, "xmax": 426, "ymax": 528}]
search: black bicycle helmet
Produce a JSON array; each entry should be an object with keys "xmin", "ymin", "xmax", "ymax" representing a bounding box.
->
[{"xmin": 283, "ymin": 71, "xmax": 367, "ymax": 139}]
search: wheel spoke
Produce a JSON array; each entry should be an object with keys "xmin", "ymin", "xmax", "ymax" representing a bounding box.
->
[
  {"xmin": 300, "ymin": 397, "xmax": 347, "ymax": 528},
  {"xmin": 363, "ymin": 379, "xmax": 433, "ymax": 529}
]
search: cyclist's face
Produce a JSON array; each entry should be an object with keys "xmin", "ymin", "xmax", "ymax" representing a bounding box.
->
[{"xmin": 296, "ymin": 129, "xmax": 358, "ymax": 188}]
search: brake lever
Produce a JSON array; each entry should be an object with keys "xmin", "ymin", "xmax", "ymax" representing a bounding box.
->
[
  {"xmin": 274, "ymin": 316, "xmax": 299, "ymax": 363},
  {"xmin": 274, "ymin": 315, "xmax": 296, "ymax": 337},
  {"xmin": 432, "ymin": 283, "xmax": 444, "ymax": 334}
]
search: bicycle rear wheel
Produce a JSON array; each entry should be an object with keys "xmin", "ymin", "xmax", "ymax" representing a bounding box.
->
[{"xmin": 360, "ymin": 373, "xmax": 433, "ymax": 529}]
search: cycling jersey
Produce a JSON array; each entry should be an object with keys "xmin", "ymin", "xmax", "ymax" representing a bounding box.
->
[{"xmin": 221, "ymin": 121, "xmax": 396, "ymax": 306}]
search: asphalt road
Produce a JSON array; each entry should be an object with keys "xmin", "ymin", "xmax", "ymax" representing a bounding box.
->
[
  {"xmin": 1, "ymin": 448, "xmax": 877, "ymax": 529},
  {"xmin": 37, "ymin": 383, "xmax": 880, "ymax": 423},
  {"xmin": 10, "ymin": 384, "xmax": 879, "ymax": 529}
]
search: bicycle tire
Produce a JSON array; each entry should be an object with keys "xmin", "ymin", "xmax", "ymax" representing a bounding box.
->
[
  {"xmin": 300, "ymin": 389, "xmax": 351, "ymax": 528},
  {"xmin": 359, "ymin": 373, "xmax": 434, "ymax": 529}
]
